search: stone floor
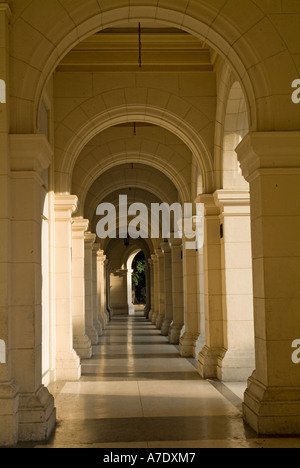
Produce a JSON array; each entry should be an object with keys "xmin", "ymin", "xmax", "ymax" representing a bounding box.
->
[{"xmin": 17, "ymin": 313, "xmax": 300, "ymax": 448}]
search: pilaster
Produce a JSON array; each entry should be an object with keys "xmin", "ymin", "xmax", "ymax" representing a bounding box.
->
[
  {"xmin": 71, "ymin": 218, "xmax": 92, "ymax": 359},
  {"xmin": 92, "ymin": 243, "xmax": 103, "ymax": 337},
  {"xmin": 84, "ymin": 233, "xmax": 98, "ymax": 345},
  {"xmin": 54, "ymin": 195, "xmax": 81, "ymax": 382},
  {"xmin": 10, "ymin": 134, "xmax": 56, "ymax": 441},
  {"xmin": 197, "ymin": 194, "xmax": 225, "ymax": 377},
  {"xmin": 237, "ymin": 132, "xmax": 300, "ymax": 434},
  {"xmin": 155, "ymin": 249, "xmax": 165, "ymax": 330},
  {"xmin": 168, "ymin": 238, "xmax": 184, "ymax": 345},
  {"xmin": 160, "ymin": 242, "xmax": 173, "ymax": 336},
  {"xmin": 214, "ymin": 189, "xmax": 255, "ymax": 381}
]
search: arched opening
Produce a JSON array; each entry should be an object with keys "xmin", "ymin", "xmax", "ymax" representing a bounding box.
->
[{"xmin": 131, "ymin": 251, "xmax": 147, "ymax": 310}]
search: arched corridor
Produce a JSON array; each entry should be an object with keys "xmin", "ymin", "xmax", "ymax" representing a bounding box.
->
[{"xmin": 1, "ymin": 1, "xmax": 300, "ymax": 449}]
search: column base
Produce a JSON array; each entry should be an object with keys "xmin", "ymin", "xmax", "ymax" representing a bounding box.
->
[
  {"xmin": 111, "ymin": 305, "xmax": 129, "ymax": 316},
  {"xmin": 128, "ymin": 304, "xmax": 135, "ymax": 315},
  {"xmin": 161, "ymin": 319, "xmax": 172, "ymax": 336},
  {"xmin": 243, "ymin": 373, "xmax": 300, "ymax": 434},
  {"xmin": 18, "ymin": 385, "xmax": 56, "ymax": 442},
  {"xmin": 94, "ymin": 320, "xmax": 103, "ymax": 337},
  {"xmin": 151, "ymin": 312, "xmax": 158, "ymax": 324},
  {"xmin": 155, "ymin": 315, "xmax": 164, "ymax": 330},
  {"xmin": 198, "ymin": 345, "xmax": 226, "ymax": 379},
  {"xmin": 168, "ymin": 323, "xmax": 183, "ymax": 344},
  {"xmin": 148, "ymin": 309, "xmax": 153, "ymax": 321},
  {"xmin": 218, "ymin": 350, "xmax": 255, "ymax": 382},
  {"xmin": 179, "ymin": 332, "xmax": 200, "ymax": 358},
  {"xmin": 144, "ymin": 306, "xmax": 150, "ymax": 319},
  {"xmin": 74, "ymin": 335, "xmax": 92, "ymax": 359},
  {"xmin": 56, "ymin": 349, "xmax": 81, "ymax": 381},
  {"xmin": 0, "ymin": 381, "xmax": 19, "ymax": 447},
  {"xmin": 86, "ymin": 326, "xmax": 99, "ymax": 345}
]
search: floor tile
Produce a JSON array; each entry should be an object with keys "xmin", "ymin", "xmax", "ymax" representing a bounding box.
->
[{"xmin": 16, "ymin": 312, "xmax": 300, "ymax": 449}]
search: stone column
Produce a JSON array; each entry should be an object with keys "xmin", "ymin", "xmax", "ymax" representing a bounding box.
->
[
  {"xmin": 179, "ymin": 233, "xmax": 201, "ymax": 358},
  {"xmin": 168, "ymin": 239, "xmax": 184, "ymax": 344},
  {"xmin": 161, "ymin": 242, "xmax": 173, "ymax": 336},
  {"xmin": 97, "ymin": 250, "xmax": 108, "ymax": 328},
  {"xmin": 71, "ymin": 218, "xmax": 92, "ymax": 359},
  {"xmin": 10, "ymin": 134, "xmax": 56, "ymax": 441},
  {"xmin": 84, "ymin": 233, "xmax": 98, "ymax": 345},
  {"xmin": 144, "ymin": 262, "xmax": 151, "ymax": 319},
  {"xmin": 155, "ymin": 249, "xmax": 165, "ymax": 330},
  {"xmin": 54, "ymin": 195, "xmax": 81, "ymax": 381},
  {"xmin": 148, "ymin": 258, "xmax": 155, "ymax": 321},
  {"xmin": 92, "ymin": 243, "xmax": 103, "ymax": 337},
  {"xmin": 106, "ymin": 259, "xmax": 112, "ymax": 319},
  {"xmin": 0, "ymin": 3, "xmax": 19, "ymax": 447},
  {"xmin": 236, "ymin": 132, "xmax": 300, "ymax": 434},
  {"xmin": 110, "ymin": 269, "xmax": 129, "ymax": 316},
  {"xmin": 214, "ymin": 190, "xmax": 255, "ymax": 381},
  {"xmin": 198, "ymin": 195, "xmax": 225, "ymax": 378},
  {"xmin": 151, "ymin": 254, "xmax": 159, "ymax": 324}
]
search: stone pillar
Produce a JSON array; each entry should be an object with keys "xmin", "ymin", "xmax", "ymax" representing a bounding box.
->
[
  {"xmin": 0, "ymin": 3, "xmax": 19, "ymax": 447},
  {"xmin": 198, "ymin": 195, "xmax": 225, "ymax": 378},
  {"xmin": 151, "ymin": 254, "xmax": 159, "ymax": 324},
  {"xmin": 214, "ymin": 190, "xmax": 255, "ymax": 381},
  {"xmin": 236, "ymin": 132, "xmax": 300, "ymax": 434},
  {"xmin": 110, "ymin": 269, "xmax": 129, "ymax": 316},
  {"xmin": 71, "ymin": 218, "xmax": 92, "ymax": 359},
  {"xmin": 179, "ymin": 234, "xmax": 201, "ymax": 358},
  {"xmin": 92, "ymin": 243, "xmax": 103, "ymax": 337},
  {"xmin": 97, "ymin": 250, "xmax": 108, "ymax": 328},
  {"xmin": 148, "ymin": 258, "xmax": 155, "ymax": 321},
  {"xmin": 144, "ymin": 262, "xmax": 151, "ymax": 319},
  {"xmin": 161, "ymin": 242, "xmax": 173, "ymax": 336},
  {"xmin": 54, "ymin": 195, "xmax": 81, "ymax": 381},
  {"xmin": 168, "ymin": 239, "xmax": 184, "ymax": 344},
  {"xmin": 84, "ymin": 233, "xmax": 98, "ymax": 345},
  {"xmin": 106, "ymin": 260, "xmax": 112, "ymax": 319},
  {"xmin": 9, "ymin": 134, "xmax": 56, "ymax": 441},
  {"xmin": 155, "ymin": 249, "xmax": 165, "ymax": 330}
]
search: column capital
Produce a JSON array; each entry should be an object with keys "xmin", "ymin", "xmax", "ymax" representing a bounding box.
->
[
  {"xmin": 155, "ymin": 248, "xmax": 164, "ymax": 259},
  {"xmin": 214, "ymin": 189, "xmax": 250, "ymax": 216},
  {"xmin": 72, "ymin": 217, "xmax": 89, "ymax": 236},
  {"xmin": 9, "ymin": 134, "xmax": 53, "ymax": 174},
  {"xmin": 236, "ymin": 131, "xmax": 300, "ymax": 182},
  {"xmin": 160, "ymin": 241, "xmax": 171, "ymax": 254},
  {"xmin": 198, "ymin": 193, "xmax": 220, "ymax": 217},
  {"xmin": 84, "ymin": 232, "xmax": 96, "ymax": 247},
  {"xmin": 151, "ymin": 254, "xmax": 158, "ymax": 264},
  {"xmin": 54, "ymin": 194, "xmax": 78, "ymax": 218},
  {"xmin": 169, "ymin": 237, "xmax": 182, "ymax": 248},
  {"xmin": 97, "ymin": 250, "xmax": 106, "ymax": 263}
]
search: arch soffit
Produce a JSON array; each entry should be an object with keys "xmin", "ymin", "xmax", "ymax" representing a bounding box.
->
[
  {"xmin": 74, "ymin": 152, "xmax": 191, "ymax": 208},
  {"xmin": 57, "ymin": 105, "xmax": 214, "ymax": 194},
  {"xmin": 85, "ymin": 181, "xmax": 178, "ymax": 222},
  {"xmin": 22, "ymin": 5, "xmax": 261, "ymax": 133}
]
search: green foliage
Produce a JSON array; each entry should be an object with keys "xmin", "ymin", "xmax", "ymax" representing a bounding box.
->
[{"xmin": 132, "ymin": 259, "xmax": 145, "ymax": 286}]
